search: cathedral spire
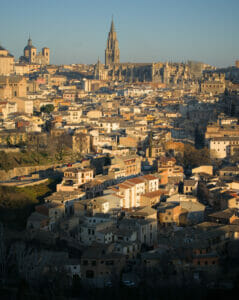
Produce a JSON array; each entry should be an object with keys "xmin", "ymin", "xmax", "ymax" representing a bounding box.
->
[
  {"xmin": 110, "ymin": 16, "xmax": 115, "ymax": 33},
  {"xmin": 105, "ymin": 17, "xmax": 120, "ymax": 66},
  {"xmin": 97, "ymin": 56, "xmax": 101, "ymax": 67}
]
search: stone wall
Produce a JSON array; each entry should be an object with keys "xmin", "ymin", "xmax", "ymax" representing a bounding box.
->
[
  {"xmin": 0, "ymin": 164, "xmax": 61, "ymax": 181},
  {"xmin": 0, "ymin": 178, "xmax": 48, "ymax": 187}
]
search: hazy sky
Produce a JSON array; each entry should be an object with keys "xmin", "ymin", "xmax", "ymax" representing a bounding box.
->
[{"xmin": 0, "ymin": 0, "xmax": 238, "ymax": 67}]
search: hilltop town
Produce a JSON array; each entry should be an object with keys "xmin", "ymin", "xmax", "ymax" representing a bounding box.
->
[{"xmin": 1, "ymin": 19, "xmax": 239, "ymax": 298}]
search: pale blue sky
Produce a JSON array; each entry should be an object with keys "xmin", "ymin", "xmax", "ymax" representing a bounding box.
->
[{"xmin": 0, "ymin": 0, "xmax": 238, "ymax": 67}]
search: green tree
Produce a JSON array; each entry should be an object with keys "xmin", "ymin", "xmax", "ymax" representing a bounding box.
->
[
  {"xmin": 6, "ymin": 135, "xmax": 11, "ymax": 147},
  {"xmin": 55, "ymin": 141, "xmax": 65, "ymax": 162},
  {"xmin": 230, "ymin": 148, "xmax": 239, "ymax": 164},
  {"xmin": 0, "ymin": 151, "xmax": 12, "ymax": 171},
  {"xmin": 197, "ymin": 181, "xmax": 210, "ymax": 204},
  {"xmin": 17, "ymin": 136, "xmax": 26, "ymax": 148},
  {"xmin": 40, "ymin": 104, "xmax": 54, "ymax": 114},
  {"xmin": 194, "ymin": 125, "xmax": 205, "ymax": 149},
  {"xmin": 183, "ymin": 144, "xmax": 210, "ymax": 169},
  {"xmin": 45, "ymin": 120, "xmax": 53, "ymax": 132}
]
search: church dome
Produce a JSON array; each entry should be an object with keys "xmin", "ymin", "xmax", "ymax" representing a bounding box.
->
[{"xmin": 24, "ymin": 38, "xmax": 36, "ymax": 51}]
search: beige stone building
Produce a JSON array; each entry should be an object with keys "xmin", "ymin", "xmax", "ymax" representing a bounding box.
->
[
  {"xmin": 87, "ymin": 110, "xmax": 103, "ymax": 119},
  {"xmin": 200, "ymin": 73, "xmax": 225, "ymax": 94},
  {"xmin": 0, "ymin": 75, "xmax": 27, "ymax": 99},
  {"xmin": 205, "ymin": 122, "xmax": 239, "ymax": 141},
  {"xmin": 158, "ymin": 202, "xmax": 182, "ymax": 227},
  {"xmin": 209, "ymin": 137, "xmax": 239, "ymax": 159},
  {"xmin": 140, "ymin": 190, "xmax": 167, "ymax": 207},
  {"xmin": 12, "ymin": 97, "xmax": 33, "ymax": 114},
  {"xmin": 57, "ymin": 167, "xmax": 94, "ymax": 191},
  {"xmin": 72, "ymin": 133, "xmax": 92, "ymax": 154},
  {"xmin": 106, "ymin": 155, "xmax": 141, "ymax": 178},
  {"xmin": 80, "ymin": 244, "xmax": 125, "ymax": 285},
  {"xmin": 14, "ymin": 63, "xmax": 30, "ymax": 75},
  {"xmin": 0, "ymin": 46, "xmax": 14, "ymax": 75}
]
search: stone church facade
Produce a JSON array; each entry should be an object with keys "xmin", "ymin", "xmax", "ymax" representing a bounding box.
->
[{"xmin": 20, "ymin": 37, "xmax": 50, "ymax": 65}]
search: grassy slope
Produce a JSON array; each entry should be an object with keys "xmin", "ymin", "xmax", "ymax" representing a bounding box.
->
[
  {"xmin": 0, "ymin": 178, "xmax": 59, "ymax": 230},
  {"xmin": 0, "ymin": 150, "xmax": 77, "ymax": 171}
]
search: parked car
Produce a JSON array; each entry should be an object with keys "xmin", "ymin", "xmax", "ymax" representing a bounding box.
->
[
  {"xmin": 122, "ymin": 280, "xmax": 136, "ymax": 287},
  {"xmin": 105, "ymin": 281, "xmax": 112, "ymax": 287}
]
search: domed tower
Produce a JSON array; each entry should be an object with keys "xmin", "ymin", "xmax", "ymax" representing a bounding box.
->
[
  {"xmin": 23, "ymin": 37, "xmax": 37, "ymax": 63},
  {"xmin": 105, "ymin": 18, "xmax": 120, "ymax": 66}
]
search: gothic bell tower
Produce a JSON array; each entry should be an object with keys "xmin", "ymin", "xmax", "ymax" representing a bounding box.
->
[{"xmin": 105, "ymin": 18, "xmax": 120, "ymax": 66}]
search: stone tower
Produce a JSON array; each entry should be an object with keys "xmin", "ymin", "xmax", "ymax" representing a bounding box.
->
[
  {"xmin": 94, "ymin": 58, "xmax": 107, "ymax": 80},
  {"xmin": 42, "ymin": 47, "xmax": 50, "ymax": 65},
  {"xmin": 105, "ymin": 18, "xmax": 120, "ymax": 66}
]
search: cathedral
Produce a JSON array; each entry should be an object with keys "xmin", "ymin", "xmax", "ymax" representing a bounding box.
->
[
  {"xmin": 20, "ymin": 37, "xmax": 50, "ymax": 65},
  {"xmin": 94, "ymin": 19, "xmax": 165, "ymax": 83},
  {"xmin": 94, "ymin": 19, "xmax": 209, "ymax": 85}
]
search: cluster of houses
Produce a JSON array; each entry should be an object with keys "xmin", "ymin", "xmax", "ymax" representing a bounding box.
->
[
  {"xmin": 1, "ymin": 43, "xmax": 239, "ymax": 288},
  {"xmin": 24, "ymin": 146, "xmax": 239, "ymax": 287}
]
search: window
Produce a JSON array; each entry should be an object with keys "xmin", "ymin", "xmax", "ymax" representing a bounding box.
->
[
  {"xmin": 86, "ymin": 270, "xmax": 94, "ymax": 278},
  {"xmin": 83, "ymin": 260, "xmax": 88, "ymax": 266}
]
